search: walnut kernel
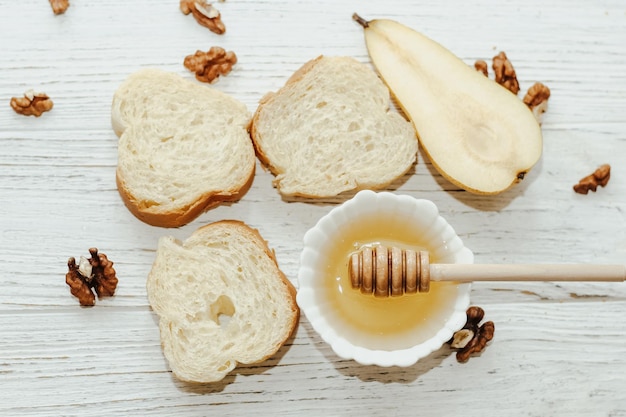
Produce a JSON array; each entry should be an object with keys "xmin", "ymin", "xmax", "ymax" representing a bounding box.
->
[
  {"xmin": 573, "ymin": 164, "xmax": 611, "ymax": 195},
  {"xmin": 10, "ymin": 90, "xmax": 54, "ymax": 117},
  {"xmin": 474, "ymin": 60, "xmax": 488, "ymax": 77},
  {"xmin": 49, "ymin": 0, "xmax": 69, "ymax": 15},
  {"xmin": 492, "ymin": 51, "xmax": 520, "ymax": 94},
  {"xmin": 184, "ymin": 47, "xmax": 237, "ymax": 83},
  {"xmin": 523, "ymin": 82, "xmax": 551, "ymax": 123},
  {"xmin": 449, "ymin": 306, "xmax": 495, "ymax": 363},
  {"xmin": 180, "ymin": 0, "xmax": 226, "ymax": 35},
  {"xmin": 65, "ymin": 248, "xmax": 118, "ymax": 306}
]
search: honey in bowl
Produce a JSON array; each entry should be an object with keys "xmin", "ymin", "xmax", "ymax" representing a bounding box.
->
[{"xmin": 321, "ymin": 213, "xmax": 463, "ymax": 351}]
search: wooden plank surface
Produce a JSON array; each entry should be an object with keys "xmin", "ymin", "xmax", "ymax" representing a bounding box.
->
[{"xmin": 1, "ymin": 0, "xmax": 626, "ymax": 415}]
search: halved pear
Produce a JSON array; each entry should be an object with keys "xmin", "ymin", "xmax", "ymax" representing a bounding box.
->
[{"xmin": 353, "ymin": 14, "xmax": 542, "ymax": 194}]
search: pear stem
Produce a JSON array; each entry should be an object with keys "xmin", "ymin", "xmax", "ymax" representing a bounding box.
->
[{"xmin": 352, "ymin": 13, "xmax": 369, "ymax": 28}]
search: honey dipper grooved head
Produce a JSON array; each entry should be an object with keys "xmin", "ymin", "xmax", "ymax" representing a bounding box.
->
[{"xmin": 348, "ymin": 246, "xmax": 431, "ymax": 296}]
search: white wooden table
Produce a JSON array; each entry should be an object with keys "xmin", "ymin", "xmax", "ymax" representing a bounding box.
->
[{"xmin": 1, "ymin": 0, "xmax": 625, "ymax": 415}]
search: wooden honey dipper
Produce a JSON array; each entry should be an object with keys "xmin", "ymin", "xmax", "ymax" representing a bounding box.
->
[{"xmin": 348, "ymin": 245, "xmax": 626, "ymax": 297}]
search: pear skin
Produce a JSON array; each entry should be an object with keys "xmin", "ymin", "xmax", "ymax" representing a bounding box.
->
[{"xmin": 354, "ymin": 14, "xmax": 543, "ymax": 194}]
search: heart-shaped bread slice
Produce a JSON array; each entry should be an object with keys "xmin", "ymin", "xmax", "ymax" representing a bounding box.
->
[
  {"xmin": 147, "ymin": 220, "xmax": 299, "ymax": 383},
  {"xmin": 112, "ymin": 69, "xmax": 255, "ymax": 227}
]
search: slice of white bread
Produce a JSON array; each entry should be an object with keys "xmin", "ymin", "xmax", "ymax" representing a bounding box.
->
[
  {"xmin": 146, "ymin": 220, "xmax": 299, "ymax": 383},
  {"xmin": 112, "ymin": 68, "xmax": 255, "ymax": 228},
  {"xmin": 250, "ymin": 56, "xmax": 418, "ymax": 198}
]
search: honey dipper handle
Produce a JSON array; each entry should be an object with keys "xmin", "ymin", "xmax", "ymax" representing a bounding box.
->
[
  {"xmin": 431, "ymin": 263, "xmax": 626, "ymax": 283},
  {"xmin": 348, "ymin": 247, "xmax": 626, "ymax": 296}
]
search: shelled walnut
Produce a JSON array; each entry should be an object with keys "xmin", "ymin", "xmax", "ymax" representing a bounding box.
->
[
  {"xmin": 523, "ymin": 82, "xmax": 551, "ymax": 123},
  {"xmin": 10, "ymin": 90, "xmax": 54, "ymax": 117},
  {"xmin": 49, "ymin": 0, "xmax": 69, "ymax": 15},
  {"xmin": 573, "ymin": 164, "xmax": 611, "ymax": 195},
  {"xmin": 180, "ymin": 0, "xmax": 225, "ymax": 35},
  {"xmin": 65, "ymin": 248, "xmax": 118, "ymax": 306},
  {"xmin": 184, "ymin": 47, "xmax": 237, "ymax": 83},
  {"xmin": 492, "ymin": 51, "xmax": 520, "ymax": 95},
  {"xmin": 449, "ymin": 306, "xmax": 495, "ymax": 363},
  {"xmin": 474, "ymin": 60, "xmax": 488, "ymax": 77}
]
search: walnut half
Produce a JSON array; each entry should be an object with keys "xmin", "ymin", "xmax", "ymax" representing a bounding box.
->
[
  {"xmin": 449, "ymin": 306, "xmax": 495, "ymax": 363},
  {"xmin": 523, "ymin": 82, "xmax": 551, "ymax": 124},
  {"xmin": 49, "ymin": 0, "xmax": 69, "ymax": 15},
  {"xmin": 180, "ymin": 0, "xmax": 225, "ymax": 35},
  {"xmin": 65, "ymin": 248, "xmax": 118, "ymax": 306},
  {"xmin": 10, "ymin": 90, "xmax": 54, "ymax": 117},
  {"xmin": 492, "ymin": 51, "xmax": 520, "ymax": 95},
  {"xmin": 573, "ymin": 164, "xmax": 611, "ymax": 195},
  {"xmin": 474, "ymin": 60, "xmax": 489, "ymax": 77},
  {"xmin": 184, "ymin": 47, "xmax": 237, "ymax": 83}
]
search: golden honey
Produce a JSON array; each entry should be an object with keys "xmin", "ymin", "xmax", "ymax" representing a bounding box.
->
[{"xmin": 320, "ymin": 214, "xmax": 462, "ymax": 351}]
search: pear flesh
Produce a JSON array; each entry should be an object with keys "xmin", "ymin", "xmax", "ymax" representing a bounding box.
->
[{"xmin": 356, "ymin": 16, "xmax": 543, "ymax": 194}]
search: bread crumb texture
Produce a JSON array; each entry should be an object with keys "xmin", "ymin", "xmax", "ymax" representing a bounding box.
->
[
  {"xmin": 251, "ymin": 56, "xmax": 417, "ymax": 197},
  {"xmin": 112, "ymin": 69, "xmax": 254, "ymax": 226},
  {"xmin": 146, "ymin": 220, "xmax": 299, "ymax": 383}
]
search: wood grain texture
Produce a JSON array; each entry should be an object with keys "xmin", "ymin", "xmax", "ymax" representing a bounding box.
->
[{"xmin": 1, "ymin": 0, "xmax": 626, "ymax": 415}]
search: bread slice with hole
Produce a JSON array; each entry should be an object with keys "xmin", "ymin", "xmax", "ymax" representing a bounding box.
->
[
  {"xmin": 112, "ymin": 68, "xmax": 255, "ymax": 228},
  {"xmin": 146, "ymin": 220, "xmax": 299, "ymax": 383},
  {"xmin": 250, "ymin": 55, "xmax": 418, "ymax": 198}
]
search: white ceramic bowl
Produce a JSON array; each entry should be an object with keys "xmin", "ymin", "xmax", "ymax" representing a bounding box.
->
[{"xmin": 296, "ymin": 190, "xmax": 473, "ymax": 367}]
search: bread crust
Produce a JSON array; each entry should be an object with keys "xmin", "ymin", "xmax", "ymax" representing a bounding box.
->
[{"xmin": 115, "ymin": 164, "xmax": 255, "ymax": 228}]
